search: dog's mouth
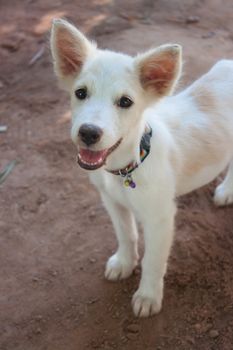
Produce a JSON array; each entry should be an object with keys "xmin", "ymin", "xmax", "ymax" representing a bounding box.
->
[{"xmin": 77, "ymin": 138, "xmax": 122, "ymax": 170}]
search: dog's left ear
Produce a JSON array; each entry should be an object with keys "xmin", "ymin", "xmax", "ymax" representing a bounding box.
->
[{"xmin": 135, "ymin": 44, "xmax": 182, "ymax": 97}]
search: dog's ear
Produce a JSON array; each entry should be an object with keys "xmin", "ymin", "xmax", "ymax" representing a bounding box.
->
[
  {"xmin": 135, "ymin": 44, "xmax": 182, "ymax": 97},
  {"xmin": 50, "ymin": 19, "xmax": 96, "ymax": 89}
]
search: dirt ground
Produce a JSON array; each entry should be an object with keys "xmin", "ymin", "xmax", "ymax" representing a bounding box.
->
[{"xmin": 1, "ymin": 1, "xmax": 233, "ymax": 349}]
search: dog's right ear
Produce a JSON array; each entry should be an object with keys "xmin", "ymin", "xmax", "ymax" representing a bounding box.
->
[{"xmin": 50, "ymin": 19, "xmax": 96, "ymax": 89}]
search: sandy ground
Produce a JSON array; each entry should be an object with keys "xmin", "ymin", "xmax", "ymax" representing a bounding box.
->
[{"xmin": 0, "ymin": 1, "xmax": 233, "ymax": 349}]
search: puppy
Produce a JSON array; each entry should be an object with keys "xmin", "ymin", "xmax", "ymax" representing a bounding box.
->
[{"xmin": 50, "ymin": 19, "xmax": 233, "ymax": 317}]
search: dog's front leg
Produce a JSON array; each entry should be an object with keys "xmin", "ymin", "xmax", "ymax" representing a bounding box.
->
[
  {"xmin": 132, "ymin": 199, "xmax": 176, "ymax": 317},
  {"xmin": 101, "ymin": 193, "xmax": 139, "ymax": 281}
]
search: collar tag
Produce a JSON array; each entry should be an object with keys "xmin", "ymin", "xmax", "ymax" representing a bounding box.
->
[
  {"xmin": 107, "ymin": 125, "xmax": 152, "ymax": 189},
  {"xmin": 124, "ymin": 173, "xmax": 136, "ymax": 188}
]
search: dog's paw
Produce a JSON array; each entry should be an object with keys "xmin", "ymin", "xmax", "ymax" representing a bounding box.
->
[
  {"xmin": 214, "ymin": 183, "xmax": 233, "ymax": 206},
  {"xmin": 105, "ymin": 253, "xmax": 137, "ymax": 281},
  {"xmin": 132, "ymin": 283, "xmax": 163, "ymax": 317}
]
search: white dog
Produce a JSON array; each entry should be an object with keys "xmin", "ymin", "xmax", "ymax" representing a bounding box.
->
[{"xmin": 50, "ymin": 19, "xmax": 233, "ymax": 317}]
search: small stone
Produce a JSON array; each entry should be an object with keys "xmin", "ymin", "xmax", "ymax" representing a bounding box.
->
[
  {"xmin": 35, "ymin": 315, "xmax": 43, "ymax": 321},
  {"xmin": 87, "ymin": 298, "xmax": 99, "ymax": 304},
  {"xmin": 141, "ymin": 17, "xmax": 153, "ymax": 25},
  {"xmin": 202, "ymin": 31, "xmax": 215, "ymax": 39},
  {"xmin": 126, "ymin": 332, "xmax": 138, "ymax": 340},
  {"xmin": 35, "ymin": 327, "xmax": 42, "ymax": 334},
  {"xmin": 209, "ymin": 329, "xmax": 219, "ymax": 338},
  {"xmin": 122, "ymin": 337, "xmax": 128, "ymax": 343},
  {"xmin": 126, "ymin": 324, "xmax": 140, "ymax": 333},
  {"xmin": 32, "ymin": 277, "xmax": 39, "ymax": 282},
  {"xmin": 89, "ymin": 211, "xmax": 96, "ymax": 218},
  {"xmin": 194, "ymin": 323, "xmax": 201, "ymax": 331},
  {"xmin": 186, "ymin": 336, "xmax": 195, "ymax": 345},
  {"xmin": 204, "ymin": 323, "xmax": 213, "ymax": 332},
  {"xmin": 1, "ymin": 40, "xmax": 19, "ymax": 52},
  {"xmin": 186, "ymin": 15, "xmax": 200, "ymax": 24},
  {"xmin": 0, "ymin": 125, "xmax": 8, "ymax": 132},
  {"xmin": 89, "ymin": 258, "xmax": 96, "ymax": 263}
]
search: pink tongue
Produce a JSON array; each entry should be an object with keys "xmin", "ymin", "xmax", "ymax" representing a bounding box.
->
[{"xmin": 79, "ymin": 149, "xmax": 107, "ymax": 163}]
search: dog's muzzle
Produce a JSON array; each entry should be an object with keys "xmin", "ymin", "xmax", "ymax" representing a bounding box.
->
[{"xmin": 77, "ymin": 138, "xmax": 122, "ymax": 170}]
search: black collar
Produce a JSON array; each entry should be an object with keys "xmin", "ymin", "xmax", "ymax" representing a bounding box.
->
[{"xmin": 106, "ymin": 125, "xmax": 152, "ymax": 188}]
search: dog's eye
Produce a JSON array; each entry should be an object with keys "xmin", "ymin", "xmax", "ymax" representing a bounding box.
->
[
  {"xmin": 117, "ymin": 96, "xmax": 133, "ymax": 108},
  {"xmin": 75, "ymin": 88, "xmax": 87, "ymax": 100}
]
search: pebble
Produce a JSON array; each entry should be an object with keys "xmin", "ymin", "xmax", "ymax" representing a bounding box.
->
[
  {"xmin": 209, "ymin": 329, "xmax": 219, "ymax": 338},
  {"xmin": 194, "ymin": 323, "xmax": 201, "ymax": 332},
  {"xmin": 204, "ymin": 323, "xmax": 213, "ymax": 332},
  {"xmin": 87, "ymin": 298, "xmax": 99, "ymax": 304},
  {"xmin": 186, "ymin": 15, "xmax": 200, "ymax": 24},
  {"xmin": 35, "ymin": 315, "xmax": 43, "ymax": 321},
  {"xmin": 35, "ymin": 327, "xmax": 42, "ymax": 334},
  {"xmin": 126, "ymin": 332, "xmax": 138, "ymax": 340},
  {"xmin": 1, "ymin": 40, "xmax": 19, "ymax": 52},
  {"xmin": 202, "ymin": 31, "xmax": 215, "ymax": 39},
  {"xmin": 89, "ymin": 211, "xmax": 96, "ymax": 218},
  {"xmin": 186, "ymin": 336, "xmax": 195, "ymax": 345},
  {"xmin": 126, "ymin": 324, "xmax": 140, "ymax": 333},
  {"xmin": 32, "ymin": 277, "xmax": 39, "ymax": 282},
  {"xmin": 0, "ymin": 125, "xmax": 7, "ymax": 132}
]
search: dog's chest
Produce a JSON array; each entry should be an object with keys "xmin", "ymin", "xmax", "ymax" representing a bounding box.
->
[{"xmin": 89, "ymin": 171, "xmax": 141, "ymax": 210}]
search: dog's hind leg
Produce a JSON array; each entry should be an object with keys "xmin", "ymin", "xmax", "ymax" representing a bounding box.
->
[
  {"xmin": 214, "ymin": 159, "xmax": 233, "ymax": 206},
  {"xmin": 101, "ymin": 193, "xmax": 139, "ymax": 281}
]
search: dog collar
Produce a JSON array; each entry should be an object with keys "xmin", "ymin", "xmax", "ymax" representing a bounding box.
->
[{"xmin": 106, "ymin": 125, "xmax": 152, "ymax": 188}]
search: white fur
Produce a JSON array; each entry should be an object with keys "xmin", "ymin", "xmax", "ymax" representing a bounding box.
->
[{"xmin": 51, "ymin": 19, "xmax": 233, "ymax": 317}]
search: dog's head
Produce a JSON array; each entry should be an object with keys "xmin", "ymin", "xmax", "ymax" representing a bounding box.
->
[{"xmin": 51, "ymin": 19, "xmax": 182, "ymax": 170}]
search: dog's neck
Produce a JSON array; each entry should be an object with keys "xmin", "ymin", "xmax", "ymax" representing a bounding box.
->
[{"xmin": 105, "ymin": 123, "xmax": 152, "ymax": 174}]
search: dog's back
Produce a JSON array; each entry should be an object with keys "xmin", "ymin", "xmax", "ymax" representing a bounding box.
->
[
  {"xmin": 190, "ymin": 59, "xmax": 233, "ymax": 116},
  {"xmin": 146, "ymin": 60, "xmax": 233, "ymax": 196}
]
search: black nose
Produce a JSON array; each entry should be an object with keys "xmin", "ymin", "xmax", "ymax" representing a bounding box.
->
[{"xmin": 78, "ymin": 124, "xmax": 103, "ymax": 146}]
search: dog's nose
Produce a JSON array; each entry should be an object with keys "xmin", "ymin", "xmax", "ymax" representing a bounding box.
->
[{"xmin": 78, "ymin": 124, "xmax": 103, "ymax": 146}]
